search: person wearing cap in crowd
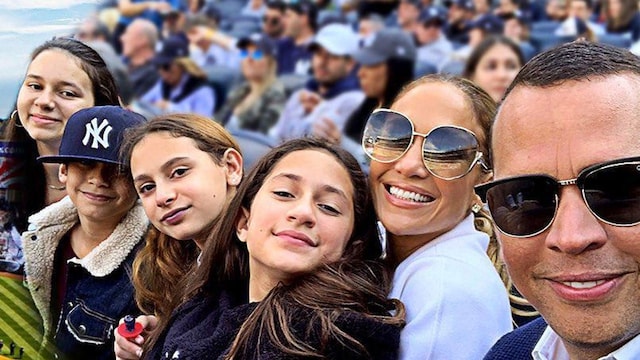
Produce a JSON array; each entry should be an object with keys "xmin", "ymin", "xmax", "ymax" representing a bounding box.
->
[
  {"xmin": 22, "ymin": 106, "xmax": 148, "ymax": 360},
  {"xmin": 276, "ymin": 0, "xmax": 318, "ymax": 75},
  {"xmin": 340, "ymin": 28, "xmax": 416, "ymax": 144},
  {"xmin": 269, "ymin": 23, "xmax": 362, "ymax": 142},
  {"xmin": 215, "ymin": 33, "xmax": 287, "ymax": 134},
  {"xmin": 185, "ymin": 4, "xmax": 241, "ymax": 70},
  {"xmin": 415, "ymin": 6, "xmax": 454, "ymax": 72},
  {"xmin": 120, "ymin": 18, "xmax": 160, "ymax": 99},
  {"xmin": 397, "ymin": 0, "xmax": 423, "ymax": 34},
  {"xmin": 444, "ymin": 0, "xmax": 475, "ymax": 44},
  {"xmin": 442, "ymin": 13, "xmax": 504, "ymax": 74},
  {"xmin": 262, "ymin": 0, "xmax": 287, "ymax": 40},
  {"xmin": 139, "ymin": 34, "xmax": 216, "ymax": 117}
]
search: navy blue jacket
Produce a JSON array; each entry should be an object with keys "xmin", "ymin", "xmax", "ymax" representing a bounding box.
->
[{"xmin": 483, "ymin": 317, "xmax": 548, "ymax": 360}]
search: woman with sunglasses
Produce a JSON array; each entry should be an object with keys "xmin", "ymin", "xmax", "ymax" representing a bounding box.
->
[
  {"xmin": 362, "ymin": 74, "xmax": 513, "ymax": 359},
  {"xmin": 215, "ymin": 33, "xmax": 287, "ymax": 135}
]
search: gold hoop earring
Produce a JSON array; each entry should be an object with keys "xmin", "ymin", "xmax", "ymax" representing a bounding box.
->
[
  {"xmin": 471, "ymin": 203, "xmax": 482, "ymax": 214},
  {"xmin": 11, "ymin": 110, "xmax": 23, "ymax": 128}
]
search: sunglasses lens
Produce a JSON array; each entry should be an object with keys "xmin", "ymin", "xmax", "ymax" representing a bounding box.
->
[
  {"xmin": 239, "ymin": 49, "xmax": 249, "ymax": 59},
  {"xmin": 485, "ymin": 176, "xmax": 558, "ymax": 237},
  {"xmin": 362, "ymin": 111, "xmax": 413, "ymax": 163},
  {"xmin": 583, "ymin": 162, "xmax": 640, "ymax": 225},
  {"xmin": 423, "ymin": 126, "xmax": 480, "ymax": 179},
  {"xmin": 253, "ymin": 50, "xmax": 263, "ymax": 60}
]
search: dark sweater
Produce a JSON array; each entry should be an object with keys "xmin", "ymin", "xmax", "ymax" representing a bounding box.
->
[
  {"xmin": 145, "ymin": 291, "xmax": 401, "ymax": 359},
  {"xmin": 483, "ymin": 317, "xmax": 548, "ymax": 360}
]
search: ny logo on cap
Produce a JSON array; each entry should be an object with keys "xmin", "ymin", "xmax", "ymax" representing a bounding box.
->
[{"xmin": 82, "ymin": 118, "xmax": 113, "ymax": 149}]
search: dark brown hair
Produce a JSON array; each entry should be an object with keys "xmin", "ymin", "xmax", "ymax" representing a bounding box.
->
[
  {"xmin": 171, "ymin": 138, "xmax": 403, "ymax": 358},
  {"xmin": 1, "ymin": 37, "xmax": 120, "ymax": 230}
]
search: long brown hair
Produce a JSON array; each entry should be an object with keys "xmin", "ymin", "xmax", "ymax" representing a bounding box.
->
[
  {"xmin": 394, "ymin": 74, "xmax": 536, "ymax": 322},
  {"xmin": 120, "ymin": 113, "xmax": 242, "ymax": 325},
  {"xmin": 179, "ymin": 138, "xmax": 404, "ymax": 359},
  {"xmin": 1, "ymin": 37, "xmax": 120, "ymax": 231}
]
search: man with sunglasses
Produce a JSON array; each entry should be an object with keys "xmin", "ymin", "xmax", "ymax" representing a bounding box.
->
[
  {"xmin": 479, "ymin": 41, "xmax": 640, "ymax": 359},
  {"xmin": 262, "ymin": 0, "xmax": 286, "ymax": 40}
]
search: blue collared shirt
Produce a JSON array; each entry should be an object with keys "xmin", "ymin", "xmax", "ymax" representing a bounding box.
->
[{"xmin": 533, "ymin": 326, "xmax": 640, "ymax": 360}]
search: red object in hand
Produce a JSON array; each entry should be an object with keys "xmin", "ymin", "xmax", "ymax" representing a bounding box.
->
[{"xmin": 117, "ymin": 315, "xmax": 143, "ymax": 340}]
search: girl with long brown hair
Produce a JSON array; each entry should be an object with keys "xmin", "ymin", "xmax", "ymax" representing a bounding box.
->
[
  {"xmin": 113, "ymin": 114, "xmax": 243, "ymax": 359},
  {"xmin": 144, "ymin": 138, "xmax": 405, "ymax": 359}
]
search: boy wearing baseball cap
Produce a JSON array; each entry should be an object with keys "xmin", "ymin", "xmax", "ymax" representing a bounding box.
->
[{"xmin": 23, "ymin": 106, "xmax": 148, "ymax": 360}]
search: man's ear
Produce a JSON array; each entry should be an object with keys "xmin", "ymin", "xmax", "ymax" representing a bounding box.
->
[
  {"xmin": 235, "ymin": 207, "xmax": 250, "ymax": 243},
  {"xmin": 222, "ymin": 148, "xmax": 243, "ymax": 187},
  {"xmin": 58, "ymin": 164, "xmax": 68, "ymax": 184}
]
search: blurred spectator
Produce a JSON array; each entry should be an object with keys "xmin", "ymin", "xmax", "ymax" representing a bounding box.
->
[
  {"xmin": 463, "ymin": 35, "xmax": 524, "ymax": 103},
  {"xmin": 502, "ymin": 13, "xmax": 537, "ymax": 60},
  {"xmin": 494, "ymin": 0, "xmax": 520, "ymax": 17},
  {"xmin": 86, "ymin": 41, "xmax": 135, "ymax": 105},
  {"xmin": 472, "ymin": 0, "xmax": 492, "ymax": 17},
  {"xmin": 277, "ymin": 0, "xmax": 318, "ymax": 75},
  {"xmin": 120, "ymin": 18, "xmax": 160, "ymax": 98},
  {"xmin": 113, "ymin": 0, "xmax": 182, "ymax": 53},
  {"xmin": 601, "ymin": 0, "xmax": 640, "ymax": 42},
  {"xmin": 161, "ymin": 8, "xmax": 187, "ymax": 39},
  {"xmin": 242, "ymin": 0, "xmax": 267, "ymax": 18},
  {"xmin": 397, "ymin": 0, "xmax": 423, "ymax": 34},
  {"xmin": 139, "ymin": 35, "xmax": 216, "ymax": 116},
  {"xmin": 343, "ymin": 28, "xmax": 416, "ymax": 142},
  {"xmin": 184, "ymin": 11, "xmax": 241, "ymax": 69},
  {"xmin": 270, "ymin": 23, "xmax": 361, "ymax": 141},
  {"xmin": 216, "ymin": 34, "xmax": 287, "ymax": 134},
  {"xmin": 358, "ymin": 13, "xmax": 386, "ymax": 40},
  {"xmin": 442, "ymin": 14, "xmax": 504, "ymax": 73},
  {"xmin": 415, "ymin": 6, "xmax": 454, "ymax": 71},
  {"xmin": 262, "ymin": 0, "xmax": 287, "ymax": 40},
  {"xmin": 545, "ymin": 0, "xmax": 569, "ymax": 21},
  {"xmin": 556, "ymin": 0, "xmax": 605, "ymax": 36},
  {"xmin": 444, "ymin": 0, "xmax": 476, "ymax": 44},
  {"xmin": 74, "ymin": 16, "xmax": 112, "ymax": 43}
]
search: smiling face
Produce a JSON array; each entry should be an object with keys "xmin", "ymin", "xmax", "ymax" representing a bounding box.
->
[
  {"xmin": 369, "ymin": 81, "xmax": 489, "ymax": 260},
  {"xmin": 60, "ymin": 161, "xmax": 137, "ymax": 225},
  {"xmin": 130, "ymin": 132, "xmax": 242, "ymax": 245},
  {"xmin": 236, "ymin": 149, "xmax": 355, "ymax": 291},
  {"xmin": 16, "ymin": 49, "xmax": 95, "ymax": 151},
  {"xmin": 493, "ymin": 76, "xmax": 640, "ymax": 358}
]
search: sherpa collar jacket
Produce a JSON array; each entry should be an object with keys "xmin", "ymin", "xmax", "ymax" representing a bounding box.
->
[{"xmin": 22, "ymin": 196, "xmax": 148, "ymax": 359}]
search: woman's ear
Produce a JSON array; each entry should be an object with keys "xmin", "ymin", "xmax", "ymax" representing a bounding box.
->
[
  {"xmin": 223, "ymin": 148, "xmax": 243, "ymax": 187},
  {"xmin": 235, "ymin": 207, "xmax": 250, "ymax": 243},
  {"xmin": 58, "ymin": 164, "xmax": 68, "ymax": 184}
]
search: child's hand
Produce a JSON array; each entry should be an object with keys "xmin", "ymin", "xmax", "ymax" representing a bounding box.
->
[{"xmin": 114, "ymin": 315, "xmax": 158, "ymax": 359}]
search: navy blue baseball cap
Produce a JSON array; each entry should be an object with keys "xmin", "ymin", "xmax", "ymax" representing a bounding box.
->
[
  {"xmin": 38, "ymin": 106, "xmax": 146, "ymax": 165},
  {"xmin": 470, "ymin": 14, "xmax": 504, "ymax": 34},
  {"xmin": 420, "ymin": 6, "xmax": 448, "ymax": 26},
  {"xmin": 153, "ymin": 35, "xmax": 190, "ymax": 66}
]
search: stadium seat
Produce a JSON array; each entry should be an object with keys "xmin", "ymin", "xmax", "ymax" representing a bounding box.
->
[
  {"xmin": 203, "ymin": 65, "xmax": 242, "ymax": 112},
  {"xmin": 278, "ymin": 73, "xmax": 311, "ymax": 97},
  {"xmin": 598, "ymin": 33, "xmax": 632, "ymax": 49},
  {"xmin": 530, "ymin": 20, "xmax": 561, "ymax": 33},
  {"xmin": 414, "ymin": 60, "xmax": 438, "ymax": 78},
  {"xmin": 229, "ymin": 129, "xmax": 276, "ymax": 170}
]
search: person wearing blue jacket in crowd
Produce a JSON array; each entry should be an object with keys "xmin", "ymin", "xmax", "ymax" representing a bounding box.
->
[{"xmin": 139, "ymin": 35, "xmax": 216, "ymax": 117}]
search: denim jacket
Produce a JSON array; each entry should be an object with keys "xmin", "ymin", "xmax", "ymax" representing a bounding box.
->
[{"xmin": 23, "ymin": 196, "xmax": 148, "ymax": 359}]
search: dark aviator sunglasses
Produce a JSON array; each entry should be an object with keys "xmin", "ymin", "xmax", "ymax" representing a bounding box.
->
[{"xmin": 475, "ymin": 156, "xmax": 640, "ymax": 238}]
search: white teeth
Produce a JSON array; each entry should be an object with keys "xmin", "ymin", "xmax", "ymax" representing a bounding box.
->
[
  {"xmin": 561, "ymin": 280, "xmax": 606, "ymax": 289},
  {"xmin": 389, "ymin": 186, "xmax": 432, "ymax": 203}
]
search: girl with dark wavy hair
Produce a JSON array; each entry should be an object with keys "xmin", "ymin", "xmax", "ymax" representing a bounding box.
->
[{"xmin": 144, "ymin": 137, "xmax": 405, "ymax": 360}]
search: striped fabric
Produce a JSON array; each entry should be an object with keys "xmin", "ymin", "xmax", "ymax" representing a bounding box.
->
[{"xmin": 0, "ymin": 272, "xmax": 55, "ymax": 359}]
